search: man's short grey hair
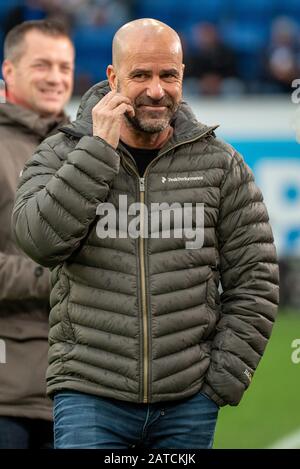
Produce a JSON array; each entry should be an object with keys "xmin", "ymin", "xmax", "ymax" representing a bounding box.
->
[{"xmin": 4, "ymin": 19, "xmax": 73, "ymax": 63}]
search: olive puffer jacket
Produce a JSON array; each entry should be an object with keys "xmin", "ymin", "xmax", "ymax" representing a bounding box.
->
[{"xmin": 12, "ymin": 81, "xmax": 279, "ymax": 407}]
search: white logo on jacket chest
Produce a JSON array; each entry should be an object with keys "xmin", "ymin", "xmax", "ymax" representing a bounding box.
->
[{"xmin": 161, "ymin": 175, "xmax": 204, "ymax": 184}]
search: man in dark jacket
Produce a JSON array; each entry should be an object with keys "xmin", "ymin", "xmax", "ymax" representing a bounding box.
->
[
  {"xmin": 0, "ymin": 20, "xmax": 74, "ymax": 448},
  {"xmin": 12, "ymin": 19, "xmax": 279, "ymax": 449}
]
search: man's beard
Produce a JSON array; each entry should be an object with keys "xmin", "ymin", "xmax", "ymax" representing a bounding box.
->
[{"xmin": 118, "ymin": 87, "xmax": 179, "ymax": 133}]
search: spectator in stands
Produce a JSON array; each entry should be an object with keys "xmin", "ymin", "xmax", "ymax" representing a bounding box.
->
[
  {"xmin": 3, "ymin": 0, "xmax": 74, "ymax": 35},
  {"xmin": 74, "ymin": 0, "xmax": 133, "ymax": 27},
  {"xmin": 265, "ymin": 17, "xmax": 300, "ymax": 93},
  {"xmin": 0, "ymin": 20, "xmax": 74, "ymax": 448},
  {"xmin": 3, "ymin": 0, "xmax": 47, "ymax": 35},
  {"xmin": 12, "ymin": 18, "xmax": 279, "ymax": 449},
  {"xmin": 184, "ymin": 22, "xmax": 242, "ymax": 96}
]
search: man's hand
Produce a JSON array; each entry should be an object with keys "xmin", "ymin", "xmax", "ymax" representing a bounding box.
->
[{"xmin": 92, "ymin": 91, "xmax": 135, "ymax": 149}]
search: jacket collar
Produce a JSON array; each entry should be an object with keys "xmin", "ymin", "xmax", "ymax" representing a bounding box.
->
[
  {"xmin": 61, "ymin": 80, "xmax": 219, "ymax": 145},
  {"xmin": 0, "ymin": 102, "xmax": 69, "ymax": 138}
]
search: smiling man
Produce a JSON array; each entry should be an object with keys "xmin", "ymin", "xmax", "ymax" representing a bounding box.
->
[
  {"xmin": 2, "ymin": 21, "xmax": 74, "ymax": 116},
  {"xmin": 110, "ymin": 21, "xmax": 183, "ymax": 137},
  {"xmin": 13, "ymin": 19, "xmax": 279, "ymax": 449},
  {"xmin": 0, "ymin": 20, "xmax": 74, "ymax": 448}
]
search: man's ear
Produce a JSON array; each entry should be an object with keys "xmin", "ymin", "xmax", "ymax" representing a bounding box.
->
[
  {"xmin": 106, "ymin": 65, "xmax": 118, "ymax": 91},
  {"xmin": 2, "ymin": 60, "xmax": 15, "ymax": 88}
]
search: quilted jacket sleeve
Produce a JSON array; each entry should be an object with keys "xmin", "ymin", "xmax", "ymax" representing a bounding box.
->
[
  {"xmin": 12, "ymin": 133, "xmax": 120, "ymax": 267},
  {"xmin": 201, "ymin": 151, "xmax": 279, "ymax": 407}
]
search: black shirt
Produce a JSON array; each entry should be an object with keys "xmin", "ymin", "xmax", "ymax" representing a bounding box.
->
[{"xmin": 121, "ymin": 142, "xmax": 159, "ymax": 176}]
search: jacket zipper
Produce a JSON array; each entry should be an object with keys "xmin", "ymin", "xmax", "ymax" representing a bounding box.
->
[
  {"xmin": 121, "ymin": 156, "xmax": 149, "ymax": 402},
  {"xmin": 120, "ymin": 127, "xmax": 214, "ymax": 403},
  {"xmin": 138, "ymin": 176, "xmax": 148, "ymax": 403}
]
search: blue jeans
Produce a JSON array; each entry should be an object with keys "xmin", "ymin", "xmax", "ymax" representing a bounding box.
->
[
  {"xmin": 54, "ymin": 390, "xmax": 219, "ymax": 449},
  {"xmin": 0, "ymin": 416, "xmax": 53, "ymax": 449}
]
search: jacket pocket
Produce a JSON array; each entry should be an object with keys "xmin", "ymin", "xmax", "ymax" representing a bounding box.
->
[
  {"xmin": 59, "ymin": 271, "xmax": 76, "ymax": 344},
  {"xmin": 204, "ymin": 268, "xmax": 219, "ymax": 338},
  {"xmin": 205, "ymin": 267, "xmax": 219, "ymax": 309}
]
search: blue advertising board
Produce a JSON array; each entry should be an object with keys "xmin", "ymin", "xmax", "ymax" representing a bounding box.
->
[{"xmin": 230, "ymin": 139, "xmax": 300, "ymax": 257}]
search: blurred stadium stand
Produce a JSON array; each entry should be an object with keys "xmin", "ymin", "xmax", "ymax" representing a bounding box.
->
[
  {"xmin": 0, "ymin": 0, "xmax": 299, "ymax": 94},
  {"xmin": 72, "ymin": 25, "xmax": 115, "ymax": 89}
]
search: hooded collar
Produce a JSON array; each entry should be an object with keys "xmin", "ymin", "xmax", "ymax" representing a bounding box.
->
[
  {"xmin": 61, "ymin": 80, "xmax": 219, "ymax": 145},
  {"xmin": 0, "ymin": 102, "xmax": 69, "ymax": 138}
]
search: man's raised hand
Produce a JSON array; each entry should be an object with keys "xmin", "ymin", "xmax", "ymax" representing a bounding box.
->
[{"xmin": 92, "ymin": 91, "xmax": 134, "ymax": 149}]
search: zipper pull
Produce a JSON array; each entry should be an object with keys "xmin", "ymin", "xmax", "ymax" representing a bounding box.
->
[{"xmin": 139, "ymin": 177, "xmax": 145, "ymax": 192}]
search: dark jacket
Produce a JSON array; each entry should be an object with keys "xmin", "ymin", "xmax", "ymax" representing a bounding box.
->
[
  {"xmin": 0, "ymin": 102, "xmax": 68, "ymax": 420},
  {"xmin": 12, "ymin": 82, "xmax": 279, "ymax": 407}
]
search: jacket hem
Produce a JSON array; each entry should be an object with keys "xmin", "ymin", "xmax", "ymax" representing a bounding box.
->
[{"xmin": 47, "ymin": 377, "xmax": 210, "ymax": 404}]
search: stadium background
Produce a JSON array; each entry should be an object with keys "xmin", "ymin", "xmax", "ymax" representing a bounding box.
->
[{"xmin": 0, "ymin": 0, "xmax": 299, "ymax": 449}]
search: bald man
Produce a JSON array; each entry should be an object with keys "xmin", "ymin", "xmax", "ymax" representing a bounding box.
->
[{"xmin": 13, "ymin": 19, "xmax": 279, "ymax": 449}]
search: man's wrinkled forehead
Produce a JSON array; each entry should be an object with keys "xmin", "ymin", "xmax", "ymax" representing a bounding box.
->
[
  {"xmin": 127, "ymin": 33, "xmax": 181, "ymax": 54},
  {"xmin": 125, "ymin": 51, "xmax": 182, "ymax": 69},
  {"xmin": 113, "ymin": 28, "xmax": 183, "ymax": 69},
  {"xmin": 13, "ymin": 30, "xmax": 74, "ymax": 67}
]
